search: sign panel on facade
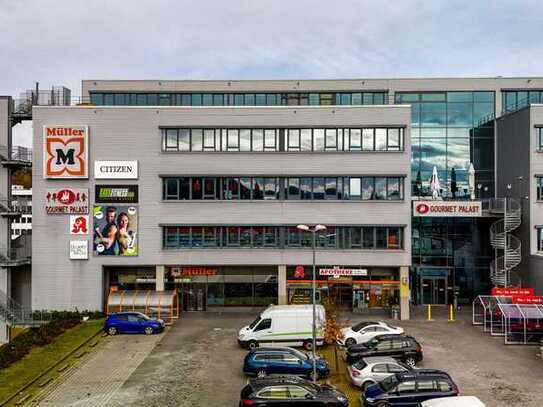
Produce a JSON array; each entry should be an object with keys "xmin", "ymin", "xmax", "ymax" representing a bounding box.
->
[
  {"xmin": 95, "ymin": 185, "xmax": 139, "ymax": 204},
  {"xmin": 170, "ymin": 267, "xmax": 218, "ymax": 277},
  {"xmin": 93, "ymin": 205, "xmax": 138, "ymax": 256},
  {"xmin": 69, "ymin": 240, "xmax": 88, "ymax": 260},
  {"xmin": 43, "ymin": 126, "xmax": 88, "ymax": 178},
  {"xmin": 413, "ymin": 201, "xmax": 482, "ymax": 217},
  {"xmin": 45, "ymin": 188, "xmax": 89, "ymax": 214},
  {"xmin": 319, "ymin": 267, "xmax": 368, "ymax": 276},
  {"xmin": 94, "ymin": 161, "xmax": 138, "ymax": 179},
  {"xmin": 512, "ymin": 295, "xmax": 543, "ymax": 304},
  {"xmin": 70, "ymin": 215, "xmax": 89, "ymax": 235}
]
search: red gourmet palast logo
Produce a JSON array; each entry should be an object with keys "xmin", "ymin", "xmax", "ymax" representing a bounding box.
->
[{"xmin": 415, "ymin": 203, "xmax": 430, "ymax": 214}]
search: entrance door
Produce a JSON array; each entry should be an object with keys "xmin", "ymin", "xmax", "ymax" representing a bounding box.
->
[
  {"xmin": 421, "ymin": 278, "xmax": 447, "ymax": 305},
  {"xmin": 182, "ymin": 284, "xmax": 207, "ymax": 311}
]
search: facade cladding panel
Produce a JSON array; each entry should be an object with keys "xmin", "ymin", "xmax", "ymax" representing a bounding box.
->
[{"xmin": 32, "ymin": 106, "xmax": 411, "ymax": 311}]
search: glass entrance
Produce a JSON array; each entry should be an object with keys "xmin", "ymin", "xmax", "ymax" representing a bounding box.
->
[
  {"xmin": 421, "ymin": 278, "xmax": 447, "ymax": 305},
  {"xmin": 182, "ymin": 283, "xmax": 206, "ymax": 311}
]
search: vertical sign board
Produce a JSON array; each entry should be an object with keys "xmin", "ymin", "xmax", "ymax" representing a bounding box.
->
[
  {"xmin": 69, "ymin": 240, "xmax": 88, "ymax": 260},
  {"xmin": 43, "ymin": 126, "xmax": 88, "ymax": 178},
  {"xmin": 70, "ymin": 215, "xmax": 89, "ymax": 235}
]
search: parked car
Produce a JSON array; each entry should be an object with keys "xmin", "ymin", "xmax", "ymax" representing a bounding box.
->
[
  {"xmin": 420, "ymin": 396, "xmax": 486, "ymax": 407},
  {"xmin": 338, "ymin": 321, "xmax": 404, "ymax": 347},
  {"xmin": 104, "ymin": 312, "xmax": 164, "ymax": 335},
  {"xmin": 361, "ymin": 369, "xmax": 459, "ymax": 407},
  {"xmin": 238, "ymin": 304, "xmax": 326, "ymax": 350},
  {"xmin": 240, "ymin": 375, "xmax": 349, "ymax": 407},
  {"xmin": 345, "ymin": 334, "xmax": 423, "ymax": 366},
  {"xmin": 348, "ymin": 356, "xmax": 412, "ymax": 390},
  {"xmin": 243, "ymin": 347, "xmax": 330, "ymax": 380}
]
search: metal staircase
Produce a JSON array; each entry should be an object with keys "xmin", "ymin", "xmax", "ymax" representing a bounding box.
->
[
  {"xmin": 489, "ymin": 198, "xmax": 522, "ymax": 287},
  {"xmin": 0, "ymin": 289, "xmax": 47, "ymax": 327}
]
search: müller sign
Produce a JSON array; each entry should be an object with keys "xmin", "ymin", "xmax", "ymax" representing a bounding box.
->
[{"xmin": 413, "ymin": 201, "xmax": 482, "ymax": 217}]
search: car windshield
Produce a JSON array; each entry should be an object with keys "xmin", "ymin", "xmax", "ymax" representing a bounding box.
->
[
  {"xmin": 249, "ymin": 316, "xmax": 261, "ymax": 329},
  {"xmin": 379, "ymin": 375, "xmax": 400, "ymax": 392},
  {"xmin": 352, "ymin": 360, "xmax": 368, "ymax": 370},
  {"xmin": 138, "ymin": 314, "xmax": 151, "ymax": 320},
  {"xmin": 351, "ymin": 322, "xmax": 374, "ymax": 331},
  {"xmin": 290, "ymin": 349, "xmax": 309, "ymax": 360}
]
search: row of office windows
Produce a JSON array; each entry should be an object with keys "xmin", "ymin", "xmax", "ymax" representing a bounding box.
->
[
  {"xmin": 89, "ymin": 91, "xmax": 387, "ymax": 107},
  {"xmin": 163, "ymin": 176, "xmax": 405, "ymax": 201},
  {"xmin": 162, "ymin": 127, "xmax": 405, "ymax": 152},
  {"xmin": 503, "ymin": 90, "xmax": 543, "ymax": 113},
  {"xmin": 163, "ymin": 225, "xmax": 404, "ymax": 250}
]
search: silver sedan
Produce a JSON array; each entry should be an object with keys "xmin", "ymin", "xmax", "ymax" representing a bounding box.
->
[{"xmin": 347, "ymin": 356, "xmax": 411, "ymax": 390}]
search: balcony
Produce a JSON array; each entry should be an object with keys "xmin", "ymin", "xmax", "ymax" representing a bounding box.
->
[
  {"xmin": 0, "ymin": 146, "xmax": 32, "ymax": 167},
  {"xmin": 0, "ymin": 195, "xmax": 31, "ymax": 217},
  {"xmin": 0, "ymin": 243, "xmax": 31, "ymax": 267}
]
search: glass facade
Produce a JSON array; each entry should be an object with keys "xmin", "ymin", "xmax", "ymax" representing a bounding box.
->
[
  {"xmin": 163, "ymin": 176, "xmax": 404, "ymax": 201},
  {"xmin": 396, "ymin": 91, "xmax": 495, "ymax": 199},
  {"xmin": 502, "ymin": 90, "xmax": 543, "ymax": 114},
  {"xmin": 90, "ymin": 91, "xmax": 387, "ymax": 106},
  {"xmin": 162, "ymin": 127, "xmax": 404, "ymax": 153},
  {"xmin": 163, "ymin": 226, "xmax": 404, "ymax": 250}
]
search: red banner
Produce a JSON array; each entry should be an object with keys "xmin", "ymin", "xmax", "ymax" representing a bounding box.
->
[
  {"xmin": 512, "ymin": 296, "xmax": 543, "ymax": 304},
  {"xmin": 491, "ymin": 287, "xmax": 535, "ymax": 296}
]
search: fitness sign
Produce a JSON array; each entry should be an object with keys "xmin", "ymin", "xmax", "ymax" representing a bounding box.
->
[{"xmin": 413, "ymin": 201, "xmax": 482, "ymax": 217}]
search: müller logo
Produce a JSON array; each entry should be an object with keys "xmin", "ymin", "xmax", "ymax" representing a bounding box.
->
[{"xmin": 43, "ymin": 126, "xmax": 88, "ymax": 179}]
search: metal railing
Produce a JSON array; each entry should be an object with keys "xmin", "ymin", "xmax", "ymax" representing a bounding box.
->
[
  {"xmin": 489, "ymin": 198, "xmax": 522, "ymax": 287},
  {"xmin": 0, "ymin": 244, "xmax": 31, "ymax": 266},
  {"xmin": 0, "ymin": 195, "xmax": 32, "ymax": 215},
  {"xmin": 502, "ymin": 94, "xmax": 540, "ymax": 116},
  {"xmin": 0, "ymin": 289, "xmax": 48, "ymax": 327},
  {"xmin": 0, "ymin": 145, "xmax": 32, "ymax": 163}
]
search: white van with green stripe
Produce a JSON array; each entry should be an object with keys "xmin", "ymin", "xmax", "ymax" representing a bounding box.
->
[{"xmin": 238, "ymin": 304, "xmax": 326, "ymax": 351}]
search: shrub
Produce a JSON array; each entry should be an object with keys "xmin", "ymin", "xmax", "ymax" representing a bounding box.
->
[{"xmin": 0, "ymin": 310, "xmax": 104, "ymax": 369}]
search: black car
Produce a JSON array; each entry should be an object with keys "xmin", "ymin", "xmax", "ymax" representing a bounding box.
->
[
  {"xmin": 361, "ymin": 369, "xmax": 459, "ymax": 406},
  {"xmin": 240, "ymin": 376, "xmax": 349, "ymax": 406},
  {"xmin": 345, "ymin": 334, "xmax": 423, "ymax": 366}
]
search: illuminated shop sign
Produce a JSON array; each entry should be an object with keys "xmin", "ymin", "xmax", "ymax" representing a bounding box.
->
[
  {"xmin": 319, "ymin": 267, "xmax": 368, "ymax": 276},
  {"xmin": 43, "ymin": 126, "xmax": 88, "ymax": 179},
  {"xmin": 413, "ymin": 201, "xmax": 482, "ymax": 217},
  {"xmin": 95, "ymin": 185, "xmax": 138, "ymax": 204},
  {"xmin": 491, "ymin": 287, "xmax": 535, "ymax": 296},
  {"xmin": 170, "ymin": 267, "xmax": 218, "ymax": 277}
]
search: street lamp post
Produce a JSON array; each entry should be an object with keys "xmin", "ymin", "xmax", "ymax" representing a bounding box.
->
[{"xmin": 297, "ymin": 224, "xmax": 326, "ymax": 383}]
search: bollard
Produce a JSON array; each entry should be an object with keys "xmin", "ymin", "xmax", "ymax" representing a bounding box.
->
[
  {"xmin": 427, "ymin": 304, "xmax": 433, "ymax": 321},
  {"xmin": 448, "ymin": 304, "xmax": 455, "ymax": 322}
]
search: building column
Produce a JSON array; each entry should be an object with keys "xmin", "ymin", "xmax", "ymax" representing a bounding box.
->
[
  {"xmin": 399, "ymin": 266, "xmax": 410, "ymax": 320},
  {"xmin": 156, "ymin": 265, "xmax": 165, "ymax": 292},
  {"xmin": 278, "ymin": 265, "xmax": 287, "ymax": 305}
]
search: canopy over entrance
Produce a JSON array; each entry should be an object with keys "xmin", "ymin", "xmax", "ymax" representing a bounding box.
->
[{"xmin": 107, "ymin": 290, "xmax": 179, "ymax": 324}]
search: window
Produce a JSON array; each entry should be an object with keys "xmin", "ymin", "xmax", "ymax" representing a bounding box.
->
[
  {"xmin": 312, "ymin": 178, "xmax": 325, "ymax": 200},
  {"xmin": 387, "ymin": 363, "xmax": 407, "ymax": 373},
  {"xmin": 165, "ymin": 129, "xmax": 178, "ymax": 150},
  {"xmin": 254, "ymin": 318, "xmax": 271, "ymax": 331},
  {"xmin": 179, "ymin": 129, "xmax": 190, "ymax": 151},
  {"xmin": 258, "ymin": 387, "xmax": 289, "ymax": 399},
  {"xmin": 203, "ymin": 129, "xmax": 216, "ymax": 151},
  {"xmin": 374, "ymin": 177, "xmax": 387, "ymax": 200},
  {"xmin": 387, "ymin": 228, "xmax": 402, "ymax": 249},
  {"xmin": 240, "ymin": 129, "xmax": 251, "ymax": 151},
  {"xmin": 363, "ymin": 227, "xmax": 375, "ymax": 249},
  {"xmin": 375, "ymin": 129, "xmax": 387, "ymax": 151},
  {"xmin": 362, "ymin": 129, "xmax": 374, "ymax": 150},
  {"xmin": 264, "ymin": 178, "xmax": 278, "ymax": 200},
  {"xmin": 264, "ymin": 130, "xmax": 277, "ymax": 151},
  {"xmin": 226, "ymin": 227, "xmax": 240, "ymax": 246},
  {"xmin": 417, "ymin": 380, "xmax": 435, "ymax": 392},
  {"xmin": 300, "ymin": 178, "xmax": 312, "ymax": 200},
  {"xmin": 387, "ymin": 177, "xmax": 402, "ymax": 200},
  {"xmin": 287, "ymin": 386, "xmax": 311, "ymax": 399},
  {"xmin": 191, "ymin": 178, "xmax": 203, "ymax": 199},
  {"xmin": 396, "ymin": 381, "xmax": 417, "ymax": 394},
  {"xmin": 376, "ymin": 228, "xmax": 388, "ymax": 249},
  {"xmin": 375, "ymin": 340, "xmax": 392, "ymax": 350},
  {"xmin": 301, "ymin": 129, "xmax": 312, "ymax": 151},
  {"xmin": 313, "ymin": 129, "xmax": 325, "ymax": 151},
  {"xmin": 325, "ymin": 129, "xmax": 337, "ymax": 150},
  {"xmin": 372, "ymin": 364, "xmax": 388, "ymax": 373},
  {"xmin": 325, "ymin": 177, "xmax": 337, "ymax": 199},
  {"xmin": 191, "ymin": 129, "xmax": 203, "ymax": 151},
  {"xmin": 361, "ymin": 177, "xmax": 374, "ymax": 200},
  {"xmin": 537, "ymin": 228, "xmax": 543, "ymax": 252},
  {"xmin": 203, "ymin": 178, "xmax": 217, "ymax": 200},
  {"xmin": 287, "ymin": 178, "xmax": 300, "ymax": 199},
  {"xmin": 538, "ymin": 128, "xmax": 543, "ymax": 151},
  {"xmin": 227, "ymin": 129, "xmax": 239, "ymax": 151},
  {"xmin": 437, "ymin": 380, "xmax": 452, "ymax": 392},
  {"xmin": 288, "ymin": 129, "xmax": 300, "ymax": 151},
  {"xmin": 349, "ymin": 129, "xmax": 361, "ymax": 150},
  {"xmin": 240, "ymin": 178, "xmax": 251, "ymax": 199},
  {"xmin": 252, "ymin": 129, "xmax": 264, "ymax": 151},
  {"xmin": 164, "ymin": 178, "xmax": 178, "ymax": 199},
  {"xmin": 537, "ymin": 177, "xmax": 543, "ymax": 201},
  {"xmin": 387, "ymin": 128, "xmax": 401, "ymax": 151}
]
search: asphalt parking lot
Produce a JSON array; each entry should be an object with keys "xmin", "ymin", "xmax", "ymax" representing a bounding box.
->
[{"xmin": 105, "ymin": 309, "xmax": 543, "ymax": 407}]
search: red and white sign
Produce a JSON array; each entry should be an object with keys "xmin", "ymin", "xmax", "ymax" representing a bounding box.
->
[
  {"xmin": 43, "ymin": 126, "xmax": 88, "ymax": 178},
  {"xmin": 320, "ymin": 267, "xmax": 368, "ymax": 276},
  {"xmin": 294, "ymin": 265, "xmax": 305, "ymax": 279},
  {"xmin": 512, "ymin": 296, "xmax": 543, "ymax": 304},
  {"xmin": 70, "ymin": 215, "xmax": 89, "ymax": 235},
  {"xmin": 45, "ymin": 188, "xmax": 89, "ymax": 214},
  {"xmin": 491, "ymin": 287, "xmax": 535, "ymax": 296},
  {"xmin": 170, "ymin": 267, "xmax": 218, "ymax": 277},
  {"xmin": 413, "ymin": 201, "xmax": 482, "ymax": 217}
]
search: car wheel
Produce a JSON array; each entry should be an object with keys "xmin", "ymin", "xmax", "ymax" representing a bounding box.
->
[
  {"xmin": 144, "ymin": 326, "xmax": 154, "ymax": 335},
  {"xmin": 248, "ymin": 340, "xmax": 258, "ymax": 350},
  {"xmin": 404, "ymin": 356, "xmax": 417, "ymax": 367},
  {"xmin": 345, "ymin": 337, "xmax": 356, "ymax": 347},
  {"xmin": 107, "ymin": 327, "xmax": 117, "ymax": 336},
  {"xmin": 362, "ymin": 381, "xmax": 374, "ymax": 391},
  {"xmin": 376, "ymin": 402, "xmax": 390, "ymax": 407},
  {"xmin": 303, "ymin": 340, "xmax": 313, "ymax": 351},
  {"xmin": 256, "ymin": 369, "xmax": 267, "ymax": 378}
]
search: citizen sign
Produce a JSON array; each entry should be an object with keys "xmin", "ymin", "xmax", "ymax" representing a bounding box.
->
[
  {"xmin": 94, "ymin": 161, "xmax": 138, "ymax": 179},
  {"xmin": 413, "ymin": 201, "xmax": 482, "ymax": 217},
  {"xmin": 43, "ymin": 126, "xmax": 88, "ymax": 179}
]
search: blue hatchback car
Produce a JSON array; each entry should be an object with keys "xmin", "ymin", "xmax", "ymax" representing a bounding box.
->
[
  {"xmin": 104, "ymin": 312, "xmax": 165, "ymax": 335},
  {"xmin": 243, "ymin": 347, "xmax": 330, "ymax": 380}
]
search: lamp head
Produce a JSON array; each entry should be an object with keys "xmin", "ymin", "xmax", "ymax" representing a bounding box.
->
[
  {"xmin": 315, "ymin": 224, "xmax": 327, "ymax": 232},
  {"xmin": 297, "ymin": 224, "xmax": 310, "ymax": 231}
]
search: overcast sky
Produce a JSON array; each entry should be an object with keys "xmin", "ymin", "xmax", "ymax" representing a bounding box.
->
[{"xmin": 2, "ymin": 0, "xmax": 543, "ymax": 146}]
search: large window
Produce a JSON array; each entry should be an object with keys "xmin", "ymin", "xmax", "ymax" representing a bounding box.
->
[
  {"xmin": 91, "ymin": 91, "xmax": 387, "ymax": 106},
  {"xmin": 537, "ymin": 128, "xmax": 543, "ymax": 151},
  {"xmin": 537, "ymin": 227, "xmax": 543, "ymax": 253},
  {"xmin": 285, "ymin": 128, "xmax": 404, "ymax": 152},
  {"xmin": 163, "ymin": 226, "xmax": 404, "ymax": 250},
  {"xmin": 537, "ymin": 177, "xmax": 543, "ymax": 201}
]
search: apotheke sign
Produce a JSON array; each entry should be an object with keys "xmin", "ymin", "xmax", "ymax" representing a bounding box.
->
[
  {"xmin": 94, "ymin": 161, "xmax": 138, "ymax": 179},
  {"xmin": 413, "ymin": 201, "xmax": 482, "ymax": 217},
  {"xmin": 319, "ymin": 267, "xmax": 368, "ymax": 276}
]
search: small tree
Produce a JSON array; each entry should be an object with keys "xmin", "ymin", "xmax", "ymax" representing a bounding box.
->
[{"xmin": 323, "ymin": 304, "xmax": 346, "ymax": 374}]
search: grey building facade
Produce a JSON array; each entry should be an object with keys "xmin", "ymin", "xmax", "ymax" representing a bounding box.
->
[{"xmin": 32, "ymin": 104, "xmax": 412, "ymax": 318}]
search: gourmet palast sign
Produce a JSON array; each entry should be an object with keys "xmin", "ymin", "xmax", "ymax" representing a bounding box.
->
[{"xmin": 413, "ymin": 201, "xmax": 482, "ymax": 217}]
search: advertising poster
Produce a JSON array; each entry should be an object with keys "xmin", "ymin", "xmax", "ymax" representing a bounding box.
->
[
  {"xmin": 95, "ymin": 185, "xmax": 138, "ymax": 204},
  {"xmin": 93, "ymin": 205, "xmax": 138, "ymax": 256},
  {"xmin": 43, "ymin": 126, "xmax": 88, "ymax": 178}
]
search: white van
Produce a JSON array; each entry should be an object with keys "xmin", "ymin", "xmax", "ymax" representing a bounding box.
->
[{"xmin": 238, "ymin": 304, "xmax": 326, "ymax": 350}]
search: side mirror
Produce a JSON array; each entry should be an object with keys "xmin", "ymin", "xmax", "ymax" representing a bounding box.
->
[{"xmin": 305, "ymin": 393, "xmax": 314, "ymax": 400}]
